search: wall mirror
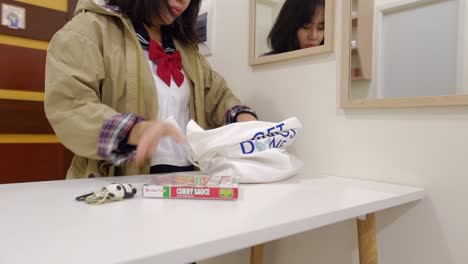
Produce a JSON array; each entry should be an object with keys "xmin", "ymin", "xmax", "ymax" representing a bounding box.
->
[
  {"xmin": 249, "ymin": 0, "xmax": 335, "ymax": 65},
  {"xmin": 341, "ymin": 0, "xmax": 468, "ymax": 108}
]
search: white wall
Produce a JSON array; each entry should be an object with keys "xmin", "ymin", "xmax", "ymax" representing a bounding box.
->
[
  {"xmin": 254, "ymin": 3, "xmax": 273, "ymax": 56},
  {"xmin": 202, "ymin": 0, "xmax": 468, "ymax": 263}
]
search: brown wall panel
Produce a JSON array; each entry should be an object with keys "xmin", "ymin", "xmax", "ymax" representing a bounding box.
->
[
  {"xmin": 68, "ymin": 0, "xmax": 79, "ymax": 21},
  {"xmin": 0, "ymin": 0, "xmax": 67, "ymax": 41},
  {"xmin": 0, "ymin": 44, "xmax": 46, "ymax": 92},
  {"xmin": 0, "ymin": 143, "xmax": 70, "ymax": 183},
  {"xmin": 0, "ymin": 99, "xmax": 53, "ymax": 134}
]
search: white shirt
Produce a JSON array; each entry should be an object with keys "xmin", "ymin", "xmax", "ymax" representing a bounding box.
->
[{"xmin": 144, "ymin": 50, "xmax": 191, "ymax": 167}]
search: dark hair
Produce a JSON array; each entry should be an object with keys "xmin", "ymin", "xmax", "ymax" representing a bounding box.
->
[
  {"xmin": 267, "ymin": 0, "xmax": 325, "ymax": 54},
  {"xmin": 106, "ymin": 0, "xmax": 201, "ymax": 44}
]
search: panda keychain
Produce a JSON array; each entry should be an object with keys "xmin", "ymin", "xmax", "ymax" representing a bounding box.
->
[{"xmin": 76, "ymin": 183, "xmax": 137, "ymax": 205}]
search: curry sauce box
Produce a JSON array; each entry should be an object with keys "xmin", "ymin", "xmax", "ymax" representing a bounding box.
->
[{"xmin": 142, "ymin": 174, "xmax": 239, "ymax": 200}]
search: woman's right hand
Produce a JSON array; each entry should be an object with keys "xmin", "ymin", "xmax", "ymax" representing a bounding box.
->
[{"xmin": 128, "ymin": 121, "xmax": 186, "ymax": 166}]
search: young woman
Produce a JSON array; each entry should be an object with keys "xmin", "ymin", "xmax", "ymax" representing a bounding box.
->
[
  {"xmin": 265, "ymin": 0, "xmax": 325, "ymax": 55},
  {"xmin": 45, "ymin": 0, "xmax": 257, "ymax": 179}
]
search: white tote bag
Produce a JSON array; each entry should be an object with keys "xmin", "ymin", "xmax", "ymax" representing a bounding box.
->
[{"xmin": 184, "ymin": 117, "xmax": 303, "ymax": 183}]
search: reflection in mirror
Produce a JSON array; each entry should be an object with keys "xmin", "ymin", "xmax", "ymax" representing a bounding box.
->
[
  {"xmin": 349, "ymin": 0, "xmax": 467, "ymax": 101},
  {"xmin": 256, "ymin": 0, "xmax": 325, "ymax": 56},
  {"xmin": 250, "ymin": 0, "xmax": 334, "ymax": 65}
]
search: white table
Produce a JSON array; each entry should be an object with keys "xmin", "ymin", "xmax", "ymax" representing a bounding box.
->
[{"xmin": 0, "ymin": 174, "xmax": 424, "ymax": 264}]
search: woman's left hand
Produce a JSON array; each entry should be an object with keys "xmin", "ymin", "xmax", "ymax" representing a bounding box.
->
[{"xmin": 236, "ymin": 113, "xmax": 257, "ymax": 122}]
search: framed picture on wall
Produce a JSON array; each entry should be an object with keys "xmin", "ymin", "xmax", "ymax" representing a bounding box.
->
[
  {"xmin": 197, "ymin": 0, "xmax": 214, "ymax": 56},
  {"xmin": 1, "ymin": 3, "xmax": 26, "ymax": 30}
]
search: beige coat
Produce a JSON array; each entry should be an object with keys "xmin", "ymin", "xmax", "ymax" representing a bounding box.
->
[{"xmin": 45, "ymin": 0, "xmax": 241, "ymax": 179}]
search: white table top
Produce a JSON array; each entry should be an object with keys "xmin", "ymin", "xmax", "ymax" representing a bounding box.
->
[{"xmin": 0, "ymin": 174, "xmax": 424, "ymax": 264}]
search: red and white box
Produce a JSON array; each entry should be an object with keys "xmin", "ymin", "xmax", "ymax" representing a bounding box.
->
[{"xmin": 142, "ymin": 174, "xmax": 239, "ymax": 200}]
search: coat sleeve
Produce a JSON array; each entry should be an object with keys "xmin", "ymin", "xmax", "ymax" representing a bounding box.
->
[
  {"xmin": 198, "ymin": 51, "xmax": 242, "ymax": 128},
  {"xmin": 45, "ymin": 25, "xmax": 117, "ymax": 160}
]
